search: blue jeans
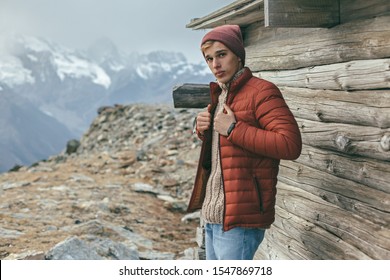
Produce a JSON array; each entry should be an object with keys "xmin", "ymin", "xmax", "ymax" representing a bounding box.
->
[{"xmin": 205, "ymin": 223, "xmax": 266, "ymax": 260}]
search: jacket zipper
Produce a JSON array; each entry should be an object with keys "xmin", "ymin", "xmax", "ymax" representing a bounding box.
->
[
  {"xmin": 219, "ymin": 89, "xmax": 229, "ymax": 232},
  {"xmin": 219, "ymin": 134, "xmax": 227, "ymax": 232},
  {"xmin": 253, "ymin": 176, "xmax": 264, "ymax": 214}
]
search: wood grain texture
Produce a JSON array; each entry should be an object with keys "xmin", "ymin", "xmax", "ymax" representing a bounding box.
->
[
  {"xmin": 255, "ymin": 58, "xmax": 390, "ymax": 90},
  {"xmin": 246, "ymin": 15, "xmax": 390, "ymax": 71},
  {"xmin": 265, "ymin": 0, "xmax": 339, "ymax": 28},
  {"xmin": 281, "ymin": 87, "xmax": 390, "ymax": 129}
]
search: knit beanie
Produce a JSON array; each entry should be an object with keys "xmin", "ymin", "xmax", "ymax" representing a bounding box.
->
[{"xmin": 201, "ymin": 25, "xmax": 245, "ymax": 65}]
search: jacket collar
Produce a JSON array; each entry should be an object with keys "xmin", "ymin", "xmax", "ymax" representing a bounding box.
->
[{"xmin": 209, "ymin": 67, "xmax": 253, "ymax": 107}]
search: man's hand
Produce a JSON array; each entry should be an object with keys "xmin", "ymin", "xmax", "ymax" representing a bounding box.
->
[
  {"xmin": 214, "ymin": 104, "xmax": 236, "ymax": 136},
  {"xmin": 196, "ymin": 104, "xmax": 212, "ymax": 135}
]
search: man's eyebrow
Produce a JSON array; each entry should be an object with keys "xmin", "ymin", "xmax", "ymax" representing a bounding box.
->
[{"xmin": 205, "ymin": 49, "xmax": 228, "ymax": 57}]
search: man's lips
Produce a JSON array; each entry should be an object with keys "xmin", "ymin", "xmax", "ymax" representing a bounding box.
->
[{"xmin": 215, "ymin": 71, "xmax": 225, "ymax": 77}]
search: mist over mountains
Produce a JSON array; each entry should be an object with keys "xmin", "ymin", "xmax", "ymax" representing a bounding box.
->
[{"xmin": 0, "ymin": 34, "xmax": 213, "ymax": 172}]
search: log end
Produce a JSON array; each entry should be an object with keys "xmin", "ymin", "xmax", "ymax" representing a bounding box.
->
[
  {"xmin": 380, "ymin": 133, "xmax": 390, "ymax": 152},
  {"xmin": 335, "ymin": 135, "xmax": 351, "ymax": 152}
]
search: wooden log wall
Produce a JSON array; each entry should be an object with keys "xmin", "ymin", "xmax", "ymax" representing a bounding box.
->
[
  {"xmin": 182, "ymin": 0, "xmax": 390, "ymax": 260},
  {"xmin": 249, "ymin": 12, "xmax": 390, "ymax": 259},
  {"xmin": 246, "ymin": 16, "xmax": 390, "ymax": 71}
]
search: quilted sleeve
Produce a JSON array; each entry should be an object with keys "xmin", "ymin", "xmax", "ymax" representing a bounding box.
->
[{"xmin": 228, "ymin": 82, "xmax": 302, "ymax": 160}]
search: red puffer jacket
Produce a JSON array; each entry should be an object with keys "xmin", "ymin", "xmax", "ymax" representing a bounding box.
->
[{"xmin": 187, "ymin": 67, "xmax": 302, "ymax": 231}]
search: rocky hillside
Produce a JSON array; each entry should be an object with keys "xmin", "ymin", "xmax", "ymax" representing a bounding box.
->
[{"xmin": 0, "ymin": 104, "xmax": 203, "ymax": 260}]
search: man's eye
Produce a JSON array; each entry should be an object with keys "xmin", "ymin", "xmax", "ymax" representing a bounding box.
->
[
  {"xmin": 218, "ymin": 53, "xmax": 226, "ymax": 57},
  {"xmin": 206, "ymin": 57, "xmax": 213, "ymax": 62}
]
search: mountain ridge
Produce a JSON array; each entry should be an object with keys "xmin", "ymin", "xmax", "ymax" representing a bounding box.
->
[{"xmin": 0, "ymin": 33, "xmax": 212, "ymax": 172}]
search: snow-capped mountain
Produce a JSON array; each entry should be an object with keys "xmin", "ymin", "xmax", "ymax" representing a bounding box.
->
[{"xmin": 0, "ymin": 33, "xmax": 213, "ymax": 172}]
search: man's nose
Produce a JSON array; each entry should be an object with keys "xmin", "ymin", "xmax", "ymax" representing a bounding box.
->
[{"xmin": 213, "ymin": 58, "xmax": 220, "ymax": 68}]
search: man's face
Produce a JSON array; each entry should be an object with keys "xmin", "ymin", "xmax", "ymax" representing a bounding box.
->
[{"xmin": 204, "ymin": 41, "xmax": 242, "ymax": 84}]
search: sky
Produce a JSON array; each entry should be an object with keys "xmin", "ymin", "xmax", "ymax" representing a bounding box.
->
[{"xmin": 0, "ymin": 0, "xmax": 235, "ymax": 63}]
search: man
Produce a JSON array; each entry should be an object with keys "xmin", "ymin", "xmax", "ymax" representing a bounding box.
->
[{"xmin": 187, "ymin": 25, "xmax": 302, "ymax": 260}]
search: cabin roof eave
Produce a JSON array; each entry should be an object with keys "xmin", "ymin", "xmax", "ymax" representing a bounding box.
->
[
  {"xmin": 186, "ymin": 0, "xmax": 264, "ymax": 30},
  {"xmin": 187, "ymin": 0, "xmax": 341, "ymax": 30}
]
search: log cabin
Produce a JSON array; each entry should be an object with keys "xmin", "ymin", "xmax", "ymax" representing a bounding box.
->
[{"xmin": 174, "ymin": 0, "xmax": 390, "ymax": 259}]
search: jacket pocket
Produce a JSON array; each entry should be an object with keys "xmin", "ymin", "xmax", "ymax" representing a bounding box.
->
[{"xmin": 252, "ymin": 176, "xmax": 264, "ymax": 214}]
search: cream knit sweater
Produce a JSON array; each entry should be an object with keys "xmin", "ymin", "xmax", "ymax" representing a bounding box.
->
[{"xmin": 201, "ymin": 82, "xmax": 228, "ymax": 224}]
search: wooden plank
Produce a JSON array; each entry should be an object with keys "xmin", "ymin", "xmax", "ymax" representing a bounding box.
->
[
  {"xmin": 187, "ymin": 0, "xmax": 264, "ymax": 30},
  {"xmin": 255, "ymin": 58, "xmax": 390, "ymax": 90},
  {"xmin": 255, "ymin": 221, "xmax": 315, "ymax": 259},
  {"xmin": 245, "ymin": 21, "xmax": 320, "ymax": 46},
  {"xmin": 340, "ymin": 0, "xmax": 390, "ymax": 23},
  {"xmin": 256, "ymin": 210, "xmax": 323, "ymax": 259},
  {"xmin": 172, "ymin": 84, "xmax": 210, "ymax": 108},
  {"xmin": 255, "ymin": 206, "xmax": 372, "ymax": 259},
  {"xmin": 296, "ymin": 118, "xmax": 390, "ymax": 161},
  {"xmin": 281, "ymin": 87, "xmax": 390, "ymax": 129},
  {"xmin": 265, "ymin": 0, "xmax": 340, "ymax": 28},
  {"xmin": 246, "ymin": 15, "xmax": 390, "ymax": 71},
  {"xmin": 276, "ymin": 182, "xmax": 390, "ymax": 259},
  {"xmin": 278, "ymin": 160, "xmax": 390, "ymax": 226},
  {"xmin": 296, "ymin": 145, "xmax": 390, "ymax": 194}
]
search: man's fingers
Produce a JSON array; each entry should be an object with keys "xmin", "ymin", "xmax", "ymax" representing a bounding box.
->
[
  {"xmin": 198, "ymin": 113, "xmax": 211, "ymax": 123},
  {"xmin": 197, "ymin": 111, "xmax": 211, "ymax": 133},
  {"xmin": 223, "ymin": 104, "xmax": 233, "ymax": 115}
]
